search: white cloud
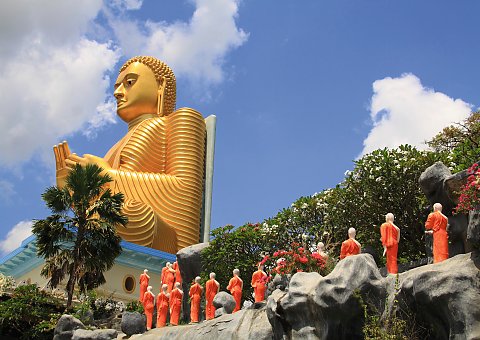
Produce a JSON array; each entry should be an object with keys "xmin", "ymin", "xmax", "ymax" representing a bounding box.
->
[
  {"xmin": 0, "ymin": 1, "xmax": 120, "ymax": 167},
  {"xmin": 360, "ymin": 73, "xmax": 472, "ymax": 156},
  {"xmin": 108, "ymin": 0, "xmax": 248, "ymax": 86},
  {"xmin": 0, "ymin": 220, "xmax": 33, "ymax": 255}
]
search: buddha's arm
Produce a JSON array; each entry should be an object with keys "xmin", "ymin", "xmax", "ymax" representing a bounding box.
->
[{"xmin": 66, "ymin": 108, "xmax": 205, "ymax": 202}]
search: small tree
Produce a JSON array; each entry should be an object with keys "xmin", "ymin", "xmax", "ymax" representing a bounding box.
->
[
  {"xmin": 32, "ymin": 164, "xmax": 128, "ymax": 309},
  {"xmin": 427, "ymin": 111, "xmax": 480, "ymax": 172}
]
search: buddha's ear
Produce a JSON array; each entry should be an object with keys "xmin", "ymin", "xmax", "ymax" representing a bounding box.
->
[{"xmin": 157, "ymin": 76, "xmax": 167, "ymax": 116}]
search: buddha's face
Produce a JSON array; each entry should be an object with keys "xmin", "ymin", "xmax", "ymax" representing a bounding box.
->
[{"xmin": 114, "ymin": 62, "xmax": 159, "ymax": 123}]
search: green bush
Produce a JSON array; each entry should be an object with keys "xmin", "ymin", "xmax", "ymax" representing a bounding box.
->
[{"xmin": 0, "ymin": 284, "xmax": 63, "ymax": 339}]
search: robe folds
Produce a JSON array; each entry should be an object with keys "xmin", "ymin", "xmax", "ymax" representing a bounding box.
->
[
  {"xmin": 425, "ymin": 211, "xmax": 449, "ymax": 263},
  {"xmin": 340, "ymin": 238, "xmax": 361, "ymax": 259},
  {"xmin": 156, "ymin": 292, "xmax": 169, "ymax": 328},
  {"xmin": 380, "ymin": 222, "xmax": 399, "ymax": 274},
  {"xmin": 169, "ymin": 288, "xmax": 183, "ymax": 326},
  {"xmin": 251, "ymin": 270, "xmax": 267, "ymax": 303},
  {"xmin": 143, "ymin": 292, "xmax": 155, "ymax": 329},
  {"xmin": 139, "ymin": 273, "xmax": 149, "ymax": 303},
  {"xmin": 227, "ymin": 276, "xmax": 242, "ymax": 312},
  {"xmin": 205, "ymin": 279, "xmax": 219, "ymax": 320},
  {"xmin": 189, "ymin": 283, "xmax": 202, "ymax": 323}
]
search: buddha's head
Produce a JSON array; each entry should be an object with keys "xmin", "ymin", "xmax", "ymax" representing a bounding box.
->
[{"xmin": 114, "ymin": 56, "xmax": 176, "ymax": 122}]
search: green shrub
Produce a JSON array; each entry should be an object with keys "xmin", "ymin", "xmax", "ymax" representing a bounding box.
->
[{"xmin": 0, "ymin": 284, "xmax": 63, "ymax": 339}]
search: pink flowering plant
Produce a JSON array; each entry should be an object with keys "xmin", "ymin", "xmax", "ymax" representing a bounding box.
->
[
  {"xmin": 455, "ymin": 162, "xmax": 480, "ymax": 213},
  {"xmin": 262, "ymin": 242, "xmax": 330, "ymax": 276}
]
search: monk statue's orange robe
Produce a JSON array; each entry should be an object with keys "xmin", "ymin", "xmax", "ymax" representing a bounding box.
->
[
  {"xmin": 104, "ymin": 109, "xmax": 206, "ymax": 253},
  {"xmin": 425, "ymin": 211, "xmax": 449, "ymax": 263},
  {"xmin": 189, "ymin": 283, "xmax": 202, "ymax": 323},
  {"xmin": 227, "ymin": 276, "xmax": 242, "ymax": 312},
  {"xmin": 173, "ymin": 261, "xmax": 182, "ymax": 284},
  {"xmin": 139, "ymin": 273, "xmax": 149, "ymax": 303},
  {"xmin": 169, "ymin": 288, "xmax": 183, "ymax": 326},
  {"xmin": 340, "ymin": 238, "xmax": 361, "ymax": 259},
  {"xmin": 205, "ymin": 279, "xmax": 219, "ymax": 320},
  {"xmin": 380, "ymin": 222, "xmax": 399, "ymax": 274},
  {"xmin": 164, "ymin": 270, "xmax": 175, "ymax": 293},
  {"xmin": 143, "ymin": 291, "xmax": 155, "ymax": 330},
  {"xmin": 156, "ymin": 291, "xmax": 169, "ymax": 328},
  {"xmin": 251, "ymin": 270, "xmax": 267, "ymax": 302}
]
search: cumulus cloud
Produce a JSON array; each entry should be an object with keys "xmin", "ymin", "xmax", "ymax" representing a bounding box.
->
[
  {"xmin": 0, "ymin": 1, "xmax": 120, "ymax": 167},
  {"xmin": 108, "ymin": 0, "xmax": 248, "ymax": 85},
  {"xmin": 360, "ymin": 73, "xmax": 472, "ymax": 156},
  {"xmin": 0, "ymin": 220, "xmax": 33, "ymax": 255}
]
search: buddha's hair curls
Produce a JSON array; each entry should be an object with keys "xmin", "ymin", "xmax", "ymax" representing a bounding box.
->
[{"xmin": 120, "ymin": 56, "xmax": 176, "ymax": 115}]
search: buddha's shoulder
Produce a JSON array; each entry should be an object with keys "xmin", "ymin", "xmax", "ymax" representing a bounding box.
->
[{"xmin": 170, "ymin": 107, "xmax": 205, "ymax": 121}]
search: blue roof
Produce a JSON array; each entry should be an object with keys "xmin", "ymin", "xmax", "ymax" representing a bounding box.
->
[{"xmin": 0, "ymin": 236, "xmax": 177, "ymax": 278}]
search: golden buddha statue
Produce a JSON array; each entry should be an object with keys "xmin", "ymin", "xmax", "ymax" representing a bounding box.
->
[{"xmin": 53, "ymin": 56, "xmax": 206, "ymax": 253}]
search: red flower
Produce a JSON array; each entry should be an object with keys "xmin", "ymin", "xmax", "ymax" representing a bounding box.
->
[{"xmin": 299, "ymin": 256, "xmax": 308, "ymax": 264}]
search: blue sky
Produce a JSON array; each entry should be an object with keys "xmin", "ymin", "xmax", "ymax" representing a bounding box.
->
[{"xmin": 0, "ymin": 0, "xmax": 479, "ymax": 255}]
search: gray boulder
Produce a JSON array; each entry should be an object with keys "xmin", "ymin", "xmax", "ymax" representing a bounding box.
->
[
  {"xmin": 72, "ymin": 329, "xmax": 118, "ymax": 340},
  {"xmin": 468, "ymin": 210, "xmax": 480, "ymax": 249},
  {"xmin": 132, "ymin": 305, "xmax": 273, "ymax": 340},
  {"xmin": 213, "ymin": 291, "xmax": 236, "ymax": 315},
  {"xmin": 53, "ymin": 314, "xmax": 85, "ymax": 340},
  {"xmin": 177, "ymin": 242, "xmax": 209, "ymax": 322},
  {"xmin": 267, "ymin": 254, "xmax": 386, "ymax": 339},
  {"xmin": 121, "ymin": 311, "xmax": 146, "ymax": 336},
  {"xmin": 419, "ymin": 162, "xmax": 472, "ymax": 255},
  {"xmin": 392, "ymin": 252, "xmax": 480, "ymax": 339}
]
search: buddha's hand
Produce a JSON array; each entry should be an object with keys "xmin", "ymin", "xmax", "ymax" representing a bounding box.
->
[
  {"xmin": 65, "ymin": 153, "xmax": 113, "ymax": 175},
  {"xmin": 53, "ymin": 141, "xmax": 72, "ymax": 188}
]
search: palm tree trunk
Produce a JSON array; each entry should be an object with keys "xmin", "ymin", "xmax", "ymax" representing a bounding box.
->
[{"xmin": 66, "ymin": 268, "xmax": 76, "ymax": 310}]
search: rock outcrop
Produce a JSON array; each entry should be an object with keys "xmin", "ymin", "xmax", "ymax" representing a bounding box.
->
[
  {"xmin": 177, "ymin": 242, "xmax": 209, "ymax": 322},
  {"xmin": 268, "ymin": 254, "xmax": 386, "ymax": 339},
  {"xmin": 213, "ymin": 291, "xmax": 236, "ymax": 316},
  {"xmin": 137, "ymin": 305, "xmax": 273, "ymax": 340},
  {"xmin": 419, "ymin": 162, "xmax": 472, "ymax": 255},
  {"xmin": 53, "ymin": 315, "xmax": 85, "ymax": 340},
  {"xmin": 133, "ymin": 252, "xmax": 479, "ymax": 340}
]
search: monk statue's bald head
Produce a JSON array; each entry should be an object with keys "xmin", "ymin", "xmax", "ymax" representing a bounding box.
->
[{"xmin": 118, "ymin": 56, "xmax": 176, "ymax": 116}]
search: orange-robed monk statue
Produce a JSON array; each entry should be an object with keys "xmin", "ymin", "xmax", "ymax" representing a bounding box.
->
[
  {"xmin": 205, "ymin": 272, "xmax": 219, "ymax": 320},
  {"xmin": 53, "ymin": 56, "xmax": 206, "ymax": 253},
  {"xmin": 425, "ymin": 203, "xmax": 449, "ymax": 263},
  {"xmin": 340, "ymin": 227, "xmax": 361, "ymax": 259},
  {"xmin": 380, "ymin": 213, "xmax": 400, "ymax": 274}
]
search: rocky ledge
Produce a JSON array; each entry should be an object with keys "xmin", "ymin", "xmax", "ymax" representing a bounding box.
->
[{"xmin": 134, "ymin": 252, "xmax": 479, "ymax": 340}]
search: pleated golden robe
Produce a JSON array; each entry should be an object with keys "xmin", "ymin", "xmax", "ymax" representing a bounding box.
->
[{"xmin": 104, "ymin": 108, "xmax": 206, "ymax": 253}]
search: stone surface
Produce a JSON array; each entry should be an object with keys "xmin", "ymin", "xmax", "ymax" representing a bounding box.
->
[
  {"xmin": 121, "ymin": 311, "xmax": 146, "ymax": 336},
  {"xmin": 72, "ymin": 328, "xmax": 118, "ymax": 340},
  {"xmin": 393, "ymin": 252, "xmax": 480, "ymax": 340},
  {"xmin": 176, "ymin": 242, "xmax": 209, "ymax": 322},
  {"xmin": 128, "ymin": 252, "xmax": 479, "ymax": 340},
  {"xmin": 268, "ymin": 254, "xmax": 386, "ymax": 339},
  {"xmin": 53, "ymin": 314, "xmax": 85, "ymax": 340},
  {"xmin": 468, "ymin": 210, "xmax": 480, "ymax": 249},
  {"xmin": 133, "ymin": 305, "xmax": 273, "ymax": 340},
  {"xmin": 419, "ymin": 162, "xmax": 472, "ymax": 255},
  {"xmin": 213, "ymin": 291, "xmax": 236, "ymax": 315}
]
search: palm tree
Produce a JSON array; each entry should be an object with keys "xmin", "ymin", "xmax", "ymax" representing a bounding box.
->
[{"xmin": 32, "ymin": 164, "xmax": 128, "ymax": 309}]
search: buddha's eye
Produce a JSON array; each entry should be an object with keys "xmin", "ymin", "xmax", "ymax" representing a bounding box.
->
[{"xmin": 126, "ymin": 78, "xmax": 136, "ymax": 87}]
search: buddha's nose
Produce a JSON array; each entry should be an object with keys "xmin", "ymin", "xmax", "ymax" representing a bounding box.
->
[{"xmin": 114, "ymin": 85, "xmax": 125, "ymax": 100}]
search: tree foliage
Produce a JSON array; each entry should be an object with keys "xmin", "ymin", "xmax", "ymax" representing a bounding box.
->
[
  {"xmin": 0, "ymin": 285, "xmax": 63, "ymax": 339},
  {"xmin": 32, "ymin": 164, "xmax": 128, "ymax": 309},
  {"xmin": 202, "ymin": 145, "xmax": 451, "ymax": 299},
  {"xmin": 324, "ymin": 145, "xmax": 452, "ymax": 262},
  {"xmin": 427, "ymin": 111, "xmax": 480, "ymax": 172}
]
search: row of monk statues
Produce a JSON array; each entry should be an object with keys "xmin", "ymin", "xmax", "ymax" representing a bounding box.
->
[
  {"xmin": 136, "ymin": 202, "xmax": 448, "ymax": 329},
  {"xmin": 339, "ymin": 202, "xmax": 449, "ymax": 275},
  {"xmin": 137, "ymin": 263, "xmax": 269, "ymax": 329}
]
